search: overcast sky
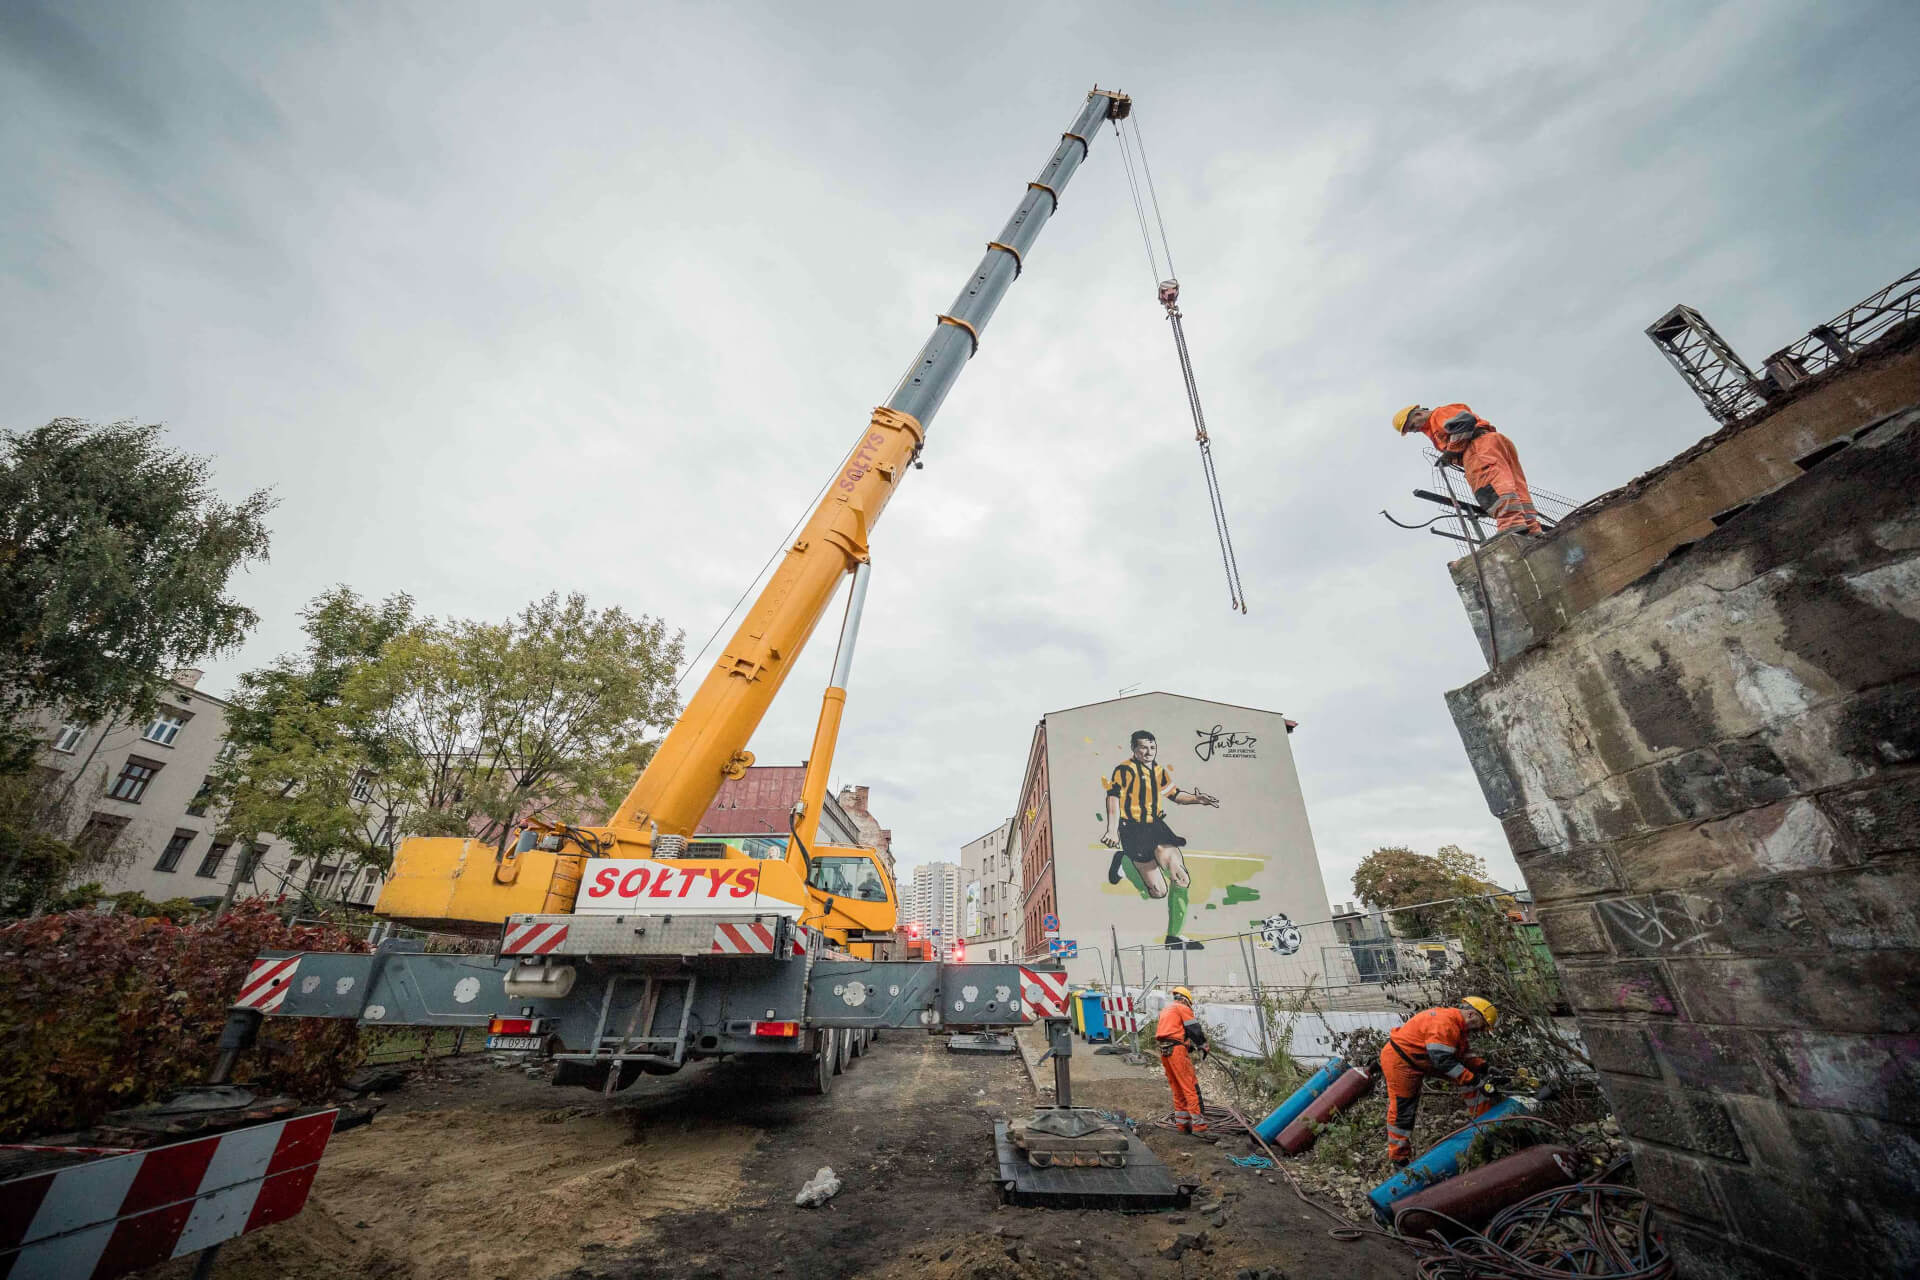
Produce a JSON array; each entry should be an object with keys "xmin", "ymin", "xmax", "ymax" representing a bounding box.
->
[{"xmin": 5, "ymin": 1, "xmax": 1916, "ymax": 910}]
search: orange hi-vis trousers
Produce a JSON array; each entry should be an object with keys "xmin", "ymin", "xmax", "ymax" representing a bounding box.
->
[
  {"xmin": 1380, "ymin": 1047, "xmax": 1495, "ymax": 1164},
  {"xmin": 1460, "ymin": 431, "xmax": 1541, "ymax": 535},
  {"xmin": 1161, "ymin": 1045, "xmax": 1206, "ymax": 1133}
]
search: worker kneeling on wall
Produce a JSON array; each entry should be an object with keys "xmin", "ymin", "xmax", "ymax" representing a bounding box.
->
[
  {"xmin": 1155, "ymin": 987, "xmax": 1215, "ymax": 1140},
  {"xmin": 1380, "ymin": 997, "xmax": 1501, "ymax": 1167}
]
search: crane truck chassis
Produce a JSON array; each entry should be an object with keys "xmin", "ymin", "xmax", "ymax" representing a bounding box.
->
[
  {"xmin": 240, "ymin": 917, "xmax": 1068, "ymax": 1094},
  {"xmin": 232, "ymin": 86, "xmax": 1129, "ymax": 1094}
]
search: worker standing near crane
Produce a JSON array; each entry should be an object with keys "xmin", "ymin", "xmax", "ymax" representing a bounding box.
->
[
  {"xmin": 1379, "ymin": 997, "xmax": 1503, "ymax": 1167},
  {"xmin": 1155, "ymin": 987, "xmax": 1215, "ymax": 1139},
  {"xmin": 1393, "ymin": 403, "xmax": 1543, "ymax": 535}
]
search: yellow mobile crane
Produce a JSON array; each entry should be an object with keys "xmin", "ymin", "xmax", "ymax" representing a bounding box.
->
[{"xmin": 234, "ymin": 89, "xmax": 1132, "ymax": 1093}]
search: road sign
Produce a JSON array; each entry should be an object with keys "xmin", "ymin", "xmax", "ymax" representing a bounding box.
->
[
  {"xmin": 1049, "ymin": 938, "xmax": 1077, "ymax": 958},
  {"xmin": 1042, "ymin": 912, "xmax": 1059, "ymax": 932}
]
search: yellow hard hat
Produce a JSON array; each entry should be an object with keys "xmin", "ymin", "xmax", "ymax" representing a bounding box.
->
[
  {"xmin": 1463, "ymin": 996, "xmax": 1498, "ymax": 1027},
  {"xmin": 1171, "ymin": 986, "xmax": 1195, "ymax": 1005},
  {"xmin": 1392, "ymin": 404, "xmax": 1422, "ymax": 435}
]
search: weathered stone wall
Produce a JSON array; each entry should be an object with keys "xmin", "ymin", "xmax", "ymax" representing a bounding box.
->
[{"xmin": 1445, "ymin": 402, "xmax": 1920, "ymax": 1278}]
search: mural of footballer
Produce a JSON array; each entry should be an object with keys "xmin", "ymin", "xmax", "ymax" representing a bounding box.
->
[{"xmin": 1100, "ymin": 729, "xmax": 1220, "ymax": 950}]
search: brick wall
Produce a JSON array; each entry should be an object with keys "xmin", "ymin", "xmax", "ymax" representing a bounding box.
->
[{"xmin": 1446, "ymin": 402, "xmax": 1920, "ymax": 1278}]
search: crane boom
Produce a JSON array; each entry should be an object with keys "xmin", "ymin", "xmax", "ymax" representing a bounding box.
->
[{"xmin": 608, "ymin": 87, "xmax": 1132, "ymax": 846}]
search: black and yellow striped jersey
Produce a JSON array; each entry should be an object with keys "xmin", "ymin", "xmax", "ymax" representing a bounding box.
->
[{"xmin": 1106, "ymin": 760, "xmax": 1173, "ymax": 823}]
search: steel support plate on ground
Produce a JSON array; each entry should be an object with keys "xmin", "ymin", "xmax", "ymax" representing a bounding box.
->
[
  {"xmin": 992, "ymin": 1121, "xmax": 1193, "ymax": 1210},
  {"xmin": 948, "ymin": 1032, "xmax": 1018, "ymax": 1055}
]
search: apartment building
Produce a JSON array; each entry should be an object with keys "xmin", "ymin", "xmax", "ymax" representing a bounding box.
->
[
  {"xmin": 902, "ymin": 860, "xmax": 963, "ymax": 947},
  {"xmin": 30, "ymin": 670, "xmax": 386, "ymax": 910},
  {"xmin": 959, "ymin": 817, "xmax": 1021, "ymax": 962}
]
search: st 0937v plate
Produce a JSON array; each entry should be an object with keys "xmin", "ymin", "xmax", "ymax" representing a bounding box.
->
[{"xmin": 485, "ymin": 1035, "xmax": 543, "ymax": 1051}]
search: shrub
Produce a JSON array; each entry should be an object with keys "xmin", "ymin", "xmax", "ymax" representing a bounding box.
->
[{"xmin": 0, "ymin": 899, "xmax": 365, "ymax": 1139}]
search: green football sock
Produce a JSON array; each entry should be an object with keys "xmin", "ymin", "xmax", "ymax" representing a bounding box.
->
[{"xmin": 1167, "ymin": 882, "xmax": 1189, "ymax": 937}]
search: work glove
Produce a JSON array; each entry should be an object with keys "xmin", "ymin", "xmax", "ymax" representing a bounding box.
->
[{"xmin": 1476, "ymin": 1079, "xmax": 1501, "ymax": 1101}]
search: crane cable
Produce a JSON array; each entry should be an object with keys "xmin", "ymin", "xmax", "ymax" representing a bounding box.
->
[{"xmin": 1113, "ymin": 114, "xmax": 1247, "ymax": 614}]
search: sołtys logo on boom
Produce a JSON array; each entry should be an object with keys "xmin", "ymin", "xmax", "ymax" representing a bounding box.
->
[{"xmin": 584, "ymin": 863, "xmax": 761, "ymax": 902}]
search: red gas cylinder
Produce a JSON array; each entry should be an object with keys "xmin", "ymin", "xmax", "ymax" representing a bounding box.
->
[
  {"xmin": 1274, "ymin": 1066, "xmax": 1374, "ymax": 1154},
  {"xmin": 1390, "ymin": 1144, "xmax": 1579, "ymax": 1239}
]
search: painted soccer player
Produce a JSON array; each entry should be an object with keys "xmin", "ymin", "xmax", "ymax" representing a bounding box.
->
[{"xmin": 1100, "ymin": 729, "xmax": 1219, "ymax": 950}]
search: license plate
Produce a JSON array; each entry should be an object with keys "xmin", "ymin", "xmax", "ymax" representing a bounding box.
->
[{"xmin": 486, "ymin": 1035, "xmax": 543, "ymax": 1051}]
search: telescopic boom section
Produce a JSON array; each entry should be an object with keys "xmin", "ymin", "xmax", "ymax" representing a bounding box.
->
[{"xmin": 608, "ymin": 87, "xmax": 1131, "ymax": 844}]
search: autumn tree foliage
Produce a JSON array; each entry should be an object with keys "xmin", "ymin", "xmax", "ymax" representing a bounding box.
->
[
  {"xmin": 1351, "ymin": 843, "xmax": 1493, "ymax": 935},
  {"xmin": 0, "ymin": 902, "xmax": 363, "ymax": 1140}
]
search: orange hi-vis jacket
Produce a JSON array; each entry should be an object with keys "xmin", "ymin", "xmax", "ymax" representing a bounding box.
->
[
  {"xmin": 1413, "ymin": 403, "xmax": 1541, "ymax": 535},
  {"xmin": 1385, "ymin": 1006, "xmax": 1483, "ymax": 1085},
  {"xmin": 1414, "ymin": 403, "xmax": 1491, "ymax": 456}
]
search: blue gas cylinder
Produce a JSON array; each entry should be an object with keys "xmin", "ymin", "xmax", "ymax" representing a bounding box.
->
[
  {"xmin": 1253, "ymin": 1056, "xmax": 1346, "ymax": 1143},
  {"xmin": 1366, "ymin": 1097, "xmax": 1534, "ymax": 1220}
]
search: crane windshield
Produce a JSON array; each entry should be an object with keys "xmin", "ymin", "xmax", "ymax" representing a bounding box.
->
[{"xmin": 809, "ymin": 856, "xmax": 889, "ymax": 902}]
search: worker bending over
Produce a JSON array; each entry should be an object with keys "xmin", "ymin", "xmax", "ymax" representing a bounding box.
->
[
  {"xmin": 1154, "ymin": 987, "xmax": 1214, "ymax": 1139},
  {"xmin": 1380, "ymin": 997, "xmax": 1502, "ymax": 1167},
  {"xmin": 1393, "ymin": 403, "xmax": 1542, "ymax": 535}
]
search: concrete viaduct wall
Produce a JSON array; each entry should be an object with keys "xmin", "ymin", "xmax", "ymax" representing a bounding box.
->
[{"xmin": 1442, "ymin": 331, "xmax": 1920, "ymax": 1278}]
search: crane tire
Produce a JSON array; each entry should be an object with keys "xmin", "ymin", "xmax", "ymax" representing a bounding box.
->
[{"xmin": 791, "ymin": 1033, "xmax": 834, "ymax": 1096}]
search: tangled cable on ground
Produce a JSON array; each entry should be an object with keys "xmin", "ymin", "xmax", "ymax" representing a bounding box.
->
[
  {"xmin": 1153, "ymin": 1102, "xmax": 1249, "ymax": 1134},
  {"xmin": 1400, "ymin": 1183, "xmax": 1672, "ymax": 1280}
]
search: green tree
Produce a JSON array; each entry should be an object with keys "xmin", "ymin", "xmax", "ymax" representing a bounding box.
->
[
  {"xmin": 0, "ymin": 420, "xmax": 273, "ymax": 771},
  {"xmin": 214, "ymin": 588, "xmax": 416, "ymax": 916},
  {"xmin": 357, "ymin": 592, "xmax": 683, "ymax": 851},
  {"xmin": 1351, "ymin": 843, "xmax": 1493, "ymax": 935}
]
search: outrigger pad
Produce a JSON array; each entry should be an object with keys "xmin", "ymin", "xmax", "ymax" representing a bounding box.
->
[
  {"xmin": 947, "ymin": 1032, "xmax": 1018, "ymax": 1055},
  {"xmin": 993, "ymin": 1121, "xmax": 1194, "ymax": 1210}
]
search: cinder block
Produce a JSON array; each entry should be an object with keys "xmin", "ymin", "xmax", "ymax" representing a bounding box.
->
[
  {"xmin": 1667, "ymin": 954, "xmax": 1920, "ymax": 1034},
  {"xmin": 1821, "ymin": 771, "xmax": 1920, "ymax": 858},
  {"xmin": 1596, "ymin": 891, "xmax": 1734, "ymax": 957},
  {"xmin": 1645, "ymin": 1021, "xmax": 1771, "ymax": 1096},
  {"xmin": 1535, "ymin": 904, "xmax": 1609, "ymax": 955},
  {"xmin": 1750, "ymin": 1029, "xmax": 1920, "ymax": 1123},
  {"xmin": 1656, "ymin": 1220, "xmax": 1812, "ymax": 1280},
  {"xmin": 1603, "ymin": 1078, "xmax": 1746, "ymax": 1160},
  {"xmin": 1714, "ymin": 1166, "xmax": 1920, "ymax": 1277},
  {"xmin": 1626, "ymin": 1142, "xmax": 1725, "ymax": 1223},
  {"xmin": 1579, "ymin": 1020, "xmax": 1659, "ymax": 1077},
  {"xmin": 1515, "ymin": 843, "xmax": 1622, "ymax": 899},
  {"xmin": 1558, "ymin": 959, "xmax": 1680, "ymax": 1017}
]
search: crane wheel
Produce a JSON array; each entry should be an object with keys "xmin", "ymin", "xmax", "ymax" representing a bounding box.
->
[
  {"xmin": 848, "ymin": 1029, "xmax": 866, "ymax": 1059},
  {"xmin": 834, "ymin": 1027, "xmax": 852, "ymax": 1074},
  {"xmin": 789, "ymin": 1031, "xmax": 835, "ymax": 1096}
]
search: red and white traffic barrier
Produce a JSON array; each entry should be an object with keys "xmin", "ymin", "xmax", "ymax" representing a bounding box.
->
[
  {"xmin": 501, "ymin": 921, "xmax": 569, "ymax": 956},
  {"xmin": 710, "ymin": 921, "xmax": 777, "ymax": 955},
  {"xmin": 0, "ymin": 1110, "xmax": 336, "ymax": 1280},
  {"xmin": 233, "ymin": 957, "xmax": 299, "ymax": 1013},
  {"xmin": 1101, "ymin": 994, "xmax": 1139, "ymax": 1032},
  {"xmin": 1019, "ymin": 968, "xmax": 1069, "ymax": 1018}
]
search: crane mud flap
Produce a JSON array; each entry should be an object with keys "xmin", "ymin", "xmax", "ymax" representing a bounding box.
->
[{"xmin": 808, "ymin": 961, "xmax": 1034, "ymax": 1030}]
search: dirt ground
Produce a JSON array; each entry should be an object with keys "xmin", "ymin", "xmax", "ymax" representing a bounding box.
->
[{"xmin": 153, "ymin": 1036, "xmax": 1415, "ymax": 1280}]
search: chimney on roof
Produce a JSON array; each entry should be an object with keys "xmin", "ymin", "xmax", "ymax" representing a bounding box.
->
[{"xmin": 173, "ymin": 668, "xmax": 204, "ymax": 689}]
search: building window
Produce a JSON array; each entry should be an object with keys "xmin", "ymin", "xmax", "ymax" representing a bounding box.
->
[
  {"xmin": 156, "ymin": 830, "xmax": 196, "ymax": 872},
  {"xmin": 143, "ymin": 711, "xmax": 187, "ymax": 745},
  {"xmin": 376, "ymin": 815, "xmax": 398, "ymax": 848},
  {"xmin": 312, "ymin": 864, "xmax": 339, "ymax": 896},
  {"xmin": 51, "ymin": 723, "xmax": 87, "ymax": 753},
  {"xmin": 350, "ymin": 771, "xmax": 374, "ymax": 803},
  {"xmin": 186, "ymin": 776, "xmax": 216, "ymax": 817},
  {"xmin": 216, "ymin": 741, "xmax": 238, "ymax": 764},
  {"xmin": 195, "ymin": 840, "xmax": 231, "ymax": 879},
  {"xmin": 76, "ymin": 813, "xmax": 129, "ymax": 854},
  {"xmin": 109, "ymin": 758, "xmax": 161, "ymax": 803},
  {"xmin": 240, "ymin": 843, "xmax": 267, "ymax": 881}
]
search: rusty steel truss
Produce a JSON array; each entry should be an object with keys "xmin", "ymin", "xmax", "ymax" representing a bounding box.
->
[{"xmin": 1647, "ymin": 265, "xmax": 1920, "ymax": 426}]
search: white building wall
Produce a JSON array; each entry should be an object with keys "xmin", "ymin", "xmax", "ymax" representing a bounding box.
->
[{"xmin": 28, "ymin": 671, "xmax": 389, "ymax": 910}]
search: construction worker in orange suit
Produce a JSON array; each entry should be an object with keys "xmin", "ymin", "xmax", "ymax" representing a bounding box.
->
[
  {"xmin": 1155, "ymin": 987, "xmax": 1215, "ymax": 1140},
  {"xmin": 1394, "ymin": 404, "xmax": 1543, "ymax": 535},
  {"xmin": 1379, "ymin": 997, "xmax": 1502, "ymax": 1167}
]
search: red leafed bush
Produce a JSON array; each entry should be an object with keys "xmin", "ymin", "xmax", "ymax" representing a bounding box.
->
[{"xmin": 0, "ymin": 900, "xmax": 367, "ymax": 1140}]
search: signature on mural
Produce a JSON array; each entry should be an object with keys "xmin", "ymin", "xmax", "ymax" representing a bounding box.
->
[
  {"xmin": 1258, "ymin": 912, "xmax": 1302, "ymax": 955},
  {"xmin": 1194, "ymin": 725, "xmax": 1258, "ymax": 762}
]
